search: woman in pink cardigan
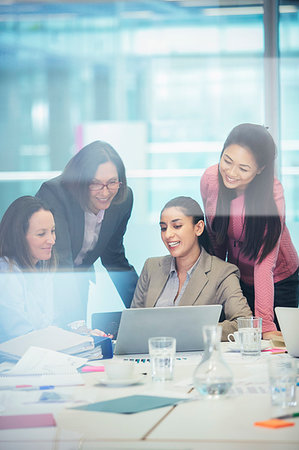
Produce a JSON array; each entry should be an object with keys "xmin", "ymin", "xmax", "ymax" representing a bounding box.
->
[{"xmin": 200, "ymin": 123, "xmax": 298, "ymax": 340}]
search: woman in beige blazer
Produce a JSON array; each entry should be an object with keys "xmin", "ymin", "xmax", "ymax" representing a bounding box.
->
[{"xmin": 131, "ymin": 196, "xmax": 252, "ymax": 340}]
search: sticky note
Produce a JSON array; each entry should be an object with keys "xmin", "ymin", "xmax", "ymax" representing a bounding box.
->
[
  {"xmin": 80, "ymin": 365, "xmax": 105, "ymax": 373},
  {"xmin": 254, "ymin": 419, "xmax": 295, "ymax": 429},
  {"xmin": 0, "ymin": 413, "xmax": 56, "ymax": 430}
]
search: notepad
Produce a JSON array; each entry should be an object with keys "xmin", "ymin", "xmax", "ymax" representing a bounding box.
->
[
  {"xmin": 71, "ymin": 394, "xmax": 187, "ymax": 414},
  {"xmin": 0, "ymin": 413, "xmax": 56, "ymax": 430}
]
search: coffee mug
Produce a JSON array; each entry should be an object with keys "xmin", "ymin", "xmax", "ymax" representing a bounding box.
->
[
  {"xmin": 227, "ymin": 332, "xmax": 240, "ymax": 346},
  {"xmin": 104, "ymin": 361, "xmax": 135, "ymax": 381}
]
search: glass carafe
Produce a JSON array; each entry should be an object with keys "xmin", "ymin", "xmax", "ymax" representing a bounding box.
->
[{"xmin": 193, "ymin": 325, "xmax": 233, "ymax": 397}]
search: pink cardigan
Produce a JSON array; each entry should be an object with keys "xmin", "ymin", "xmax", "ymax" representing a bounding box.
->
[{"xmin": 200, "ymin": 164, "xmax": 298, "ymax": 333}]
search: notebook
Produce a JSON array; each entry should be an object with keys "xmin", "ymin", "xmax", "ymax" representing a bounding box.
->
[
  {"xmin": 114, "ymin": 305, "xmax": 222, "ymax": 355},
  {"xmin": 275, "ymin": 307, "xmax": 299, "ymax": 357}
]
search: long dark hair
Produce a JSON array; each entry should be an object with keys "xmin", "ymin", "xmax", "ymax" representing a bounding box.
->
[
  {"xmin": 61, "ymin": 140, "xmax": 128, "ymax": 210},
  {"xmin": 0, "ymin": 196, "xmax": 56, "ymax": 270},
  {"xmin": 161, "ymin": 196, "xmax": 214, "ymax": 255},
  {"xmin": 212, "ymin": 123, "xmax": 281, "ymax": 263}
]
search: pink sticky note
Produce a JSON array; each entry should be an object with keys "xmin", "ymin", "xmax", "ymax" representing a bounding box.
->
[
  {"xmin": 0, "ymin": 413, "xmax": 56, "ymax": 430},
  {"xmin": 81, "ymin": 365, "xmax": 105, "ymax": 373}
]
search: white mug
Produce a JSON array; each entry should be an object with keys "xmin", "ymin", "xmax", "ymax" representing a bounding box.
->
[
  {"xmin": 227, "ymin": 332, "xmax": 240, "ymax": 346},
  {"xmin": 104, "ymin": 361, "xmax": 135, "ymax": 381}
]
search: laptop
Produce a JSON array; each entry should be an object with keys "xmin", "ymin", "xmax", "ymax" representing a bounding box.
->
[
  {"xmin": 113, "ymin": 305, "xmax": 222, "ymax": 355},
  {"xmin": 275, "ymin": 307, "xmax": 299, "ymax": 358}
]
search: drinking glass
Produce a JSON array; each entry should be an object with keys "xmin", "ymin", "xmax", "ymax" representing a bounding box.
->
[
  {"xmin": 148, "ymin": 336, "xmax": 176, "ymax": 382},
  {"xmin": 237, "ymin": 317, "xmax": 262, "ymax": 358},
  {"xmin": 268, "ymin": 357, "xmax": 297, "ymax": 407}
]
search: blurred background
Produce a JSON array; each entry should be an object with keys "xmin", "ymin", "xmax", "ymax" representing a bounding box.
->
[{"xmin": 0, "ymin": 0, "xmax": 298, "ymax": 318}]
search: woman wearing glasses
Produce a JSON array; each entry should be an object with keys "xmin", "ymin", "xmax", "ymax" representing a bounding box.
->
[{"xmin": 36, "ymin": 141, "xmax": 138, "ymax": 323}]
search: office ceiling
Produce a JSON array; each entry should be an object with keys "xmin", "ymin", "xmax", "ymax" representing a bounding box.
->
[{"xmin": 0, "ymin": 1, "xmax": 298, "ymax": 22}]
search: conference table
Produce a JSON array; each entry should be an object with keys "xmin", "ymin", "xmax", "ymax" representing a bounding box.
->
[{"xmin": 0, "ymin": 343, "xmax": 298, "ymax": 449}]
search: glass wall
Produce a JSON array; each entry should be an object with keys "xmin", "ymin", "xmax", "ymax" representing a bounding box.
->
[{"xmin": 0, "ymin": 1, "xmax": 298, "ymax": 316}]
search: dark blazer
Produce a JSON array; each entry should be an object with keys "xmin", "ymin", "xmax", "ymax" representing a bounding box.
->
[
  {"xmin": 131, "ymin": 248, "xmax": 252, "ymax": 340},
  {"xmin": 36, "ymin": 175, "xmax": 138, "ymax": 309}
]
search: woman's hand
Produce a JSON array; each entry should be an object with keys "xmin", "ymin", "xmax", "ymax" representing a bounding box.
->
[
  {"xmin": 90, "ymin": 328, "xmax": 113, "ymax": 339},
  {"xmin": 262, "ymin": 330, "xmax": 283, "ymax": 340}
]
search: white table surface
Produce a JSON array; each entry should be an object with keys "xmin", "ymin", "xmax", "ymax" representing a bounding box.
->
[{"xmin": 0, "ymin": 345, "xmax": 298, "ymax": 450}]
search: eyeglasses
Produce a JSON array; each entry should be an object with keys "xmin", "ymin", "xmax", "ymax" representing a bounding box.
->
[{"xmin": 89, "ymin": 181, "xmax": 122, "ymax": 192}]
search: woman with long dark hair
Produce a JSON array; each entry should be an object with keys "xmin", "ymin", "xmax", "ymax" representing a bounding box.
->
[
  {"xmin": 0, "ymin": 196, "xmax": 109, "ymax": 342},
  {"xmin": 131, "ymin": 196, "xmax": 252, "ymax": 340},
  {"xmin": 200, "ymin": 123, "xmax": 298, "ymax": 339},
  {"xmin": 36, "ymin": 141, "xmax": 138, "ymax": 323},
  {"xmin": 0, "ymin": 196, "xmax": 56, "ymax": 342}
]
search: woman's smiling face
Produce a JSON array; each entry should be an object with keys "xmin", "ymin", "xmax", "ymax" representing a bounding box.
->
[
  {"xmin": 219, "ymin": 144, "xmax": 262, "ymax": 195},
  {"xmin": 26, "ymin": 209, "xmax": 56, "ymax": 265},
  {"xmin": 159, "ymin": 207, "xmax": 203, "ymax": 260},
  {"xmin": 88, "ymin": 161, "xmax": 120, "ymax": 213}
]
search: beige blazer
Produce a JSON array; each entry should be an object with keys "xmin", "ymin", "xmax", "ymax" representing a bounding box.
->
[{"xmin": 131, "ymin": 248, "xmax": 252, "ymax": 340}]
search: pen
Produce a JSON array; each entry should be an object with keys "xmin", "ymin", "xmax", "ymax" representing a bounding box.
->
[
  {"xmin": 273, "ymin": 412, "xmax": 299, "ymax": 420},
  {"xmin": 15, "ymin": 385, "xmax": 55, "ymax": 391}
]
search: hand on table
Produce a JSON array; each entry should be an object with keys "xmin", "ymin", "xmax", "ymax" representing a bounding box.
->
[
  {"xmin": 262, "ymin": 330, "xmax": 283, "ymax": 341},
  {"xmin": 90, "ymin": 328, "xmax": 113, "ymax": 339}
]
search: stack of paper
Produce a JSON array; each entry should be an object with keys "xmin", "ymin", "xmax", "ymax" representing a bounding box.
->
[{"xmin": 0, "ymin": 326, "xmax": 94, "ymax": 360}]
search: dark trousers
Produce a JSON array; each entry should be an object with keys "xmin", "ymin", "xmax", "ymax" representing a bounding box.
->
[{"xmin": 240, "ymin": 268, "xmax": 299, "ymax": 330}]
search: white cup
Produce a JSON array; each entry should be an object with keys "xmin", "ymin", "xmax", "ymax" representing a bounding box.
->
[
  {"xmin": 148, "ymin": 336, "xmax": 176, "ymax": 382},
  {"xmin": 237, "ymin": 317, "xmax": 262, "ymax": 358},
  {"xmin": 267, "ymin": 357, "xmax": 297, "ymax": 407},
  {"xmin": 227, "ymin": 332, "xmax": 240, "ymax": 346},
  {"xmin": 104, "ymin": 361, "xmax": 135, "ymax": 381}
]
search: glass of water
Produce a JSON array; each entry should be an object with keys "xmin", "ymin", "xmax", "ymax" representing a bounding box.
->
[
  {"xmin": 148, "ymin": 336, "xmax": 176, "ymax": 382},
  {"xmin": 237, "ymin": 317, "xmax": 262, "ymax": 358},
  {"xmin": 267, "ymin": 357, "xmax": 297, "ymax": 408}
]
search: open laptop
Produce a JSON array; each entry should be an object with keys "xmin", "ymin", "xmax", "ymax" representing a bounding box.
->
[
  {"xmin": 275, "ymin": 307, "xmax": 299, "ymax": 358},
  {"xmin": 113, "ymin": 305, "xmax": 222, "ymax": 355}
]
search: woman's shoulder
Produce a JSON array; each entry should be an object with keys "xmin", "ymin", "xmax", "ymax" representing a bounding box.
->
[
  {"xmin": 0, "ymin": 257, "xmax": 21, "ymax": 273},
  {"xmin": 200, "ymin": 164, "xmax": 219, "ymax": 193},
  {"xmin": 36, "ymin": 175, "xmax": 69, "ymax": 202},
  {"xmin": 205, "ymin": 251, "xmax": 240, "ymax": 277},
  {"xmin": 143, "ymin": 255, "xmax": 171, "ymax": 269},
  {"xmin": 272, "ymin": 177, "xmax": 285, "ymax": 215},
  {"xmin": 273, "ymin": 177, "xmax": 284, "ymax": 197},
  {"xmin": 36, "ymin": 175, "xmax": 78, "ymax": 213},
  {"xmin": 38, "ymin": 174, "xmax": 64, "ymax": 191},
  {"xmin": 202, "ymin": 164, "xmax": 219, "ymax": 180},
  {"xmin": 123, "ymin": 185, "xmax": 134, "ymax": 205}
]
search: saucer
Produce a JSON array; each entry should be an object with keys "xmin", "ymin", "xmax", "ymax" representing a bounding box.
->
[
  {"xmin": 227, "ymin": 340, "xmax": 271, "ymax": 352},
  {"xmin": 98, "ymin": 375, "xmax": 143, "ymax": 387}
]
